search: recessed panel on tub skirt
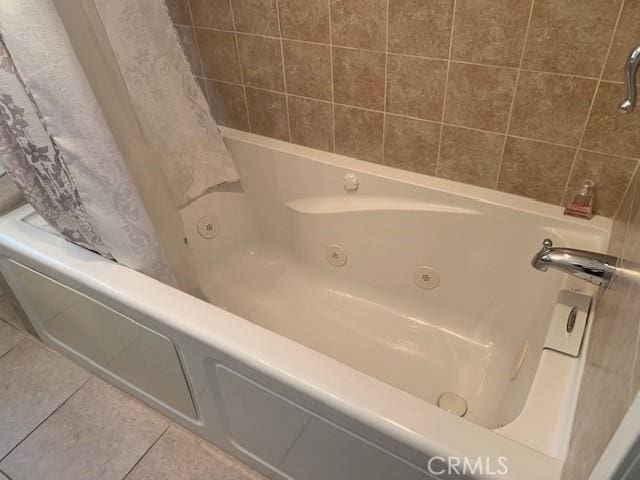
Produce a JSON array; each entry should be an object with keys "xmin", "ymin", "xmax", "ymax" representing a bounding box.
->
[
  {"xmin": 0, "ymin": 258, "xmax": 197, "ymax": 419},
  {"xmin": 215, "ymin": 365, "xmax": 428, "ymax": 480}
]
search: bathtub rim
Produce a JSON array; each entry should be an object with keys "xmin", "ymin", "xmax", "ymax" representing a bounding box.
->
[
  {"xmin": 0, "ymin": 204, "xmax": 571, "ymax": 480},
  {"xmin": 220, "ymin": 127, "xmax": 612, "ymax": 235}
]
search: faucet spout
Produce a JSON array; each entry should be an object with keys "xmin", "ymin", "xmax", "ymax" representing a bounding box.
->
[
  {"xmin": 531, "ymin": 239, "xmax": 617, "ymax": 288},
  {"xmin": 619, "ymin": 45, "xmax": 640, "ymax": 114}
]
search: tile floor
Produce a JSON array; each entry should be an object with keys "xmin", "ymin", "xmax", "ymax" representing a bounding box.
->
[{"xmin": 0, "ymin": 292, "xmax": 265, "ymax": 480}]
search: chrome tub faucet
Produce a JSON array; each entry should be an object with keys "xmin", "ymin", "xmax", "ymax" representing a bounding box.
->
[
  {"xmin": 619, "ymin": 45, "xmax": 640, "ymax": 114},
  {"xmin": 531, "ymin": 239, "xmax": 617, "ymax": 288}
]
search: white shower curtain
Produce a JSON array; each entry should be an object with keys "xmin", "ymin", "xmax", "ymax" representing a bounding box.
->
[
  {"xmin": 0, "ymin": 0, "xmax": 240, "ymax": 285},
  {"xmin": 94, "ymin": 0, "xmax": 240, "ymax": 208},
  {"xmin": 0, "ymin": 1, "xmax": 176, "ymax": 285}
]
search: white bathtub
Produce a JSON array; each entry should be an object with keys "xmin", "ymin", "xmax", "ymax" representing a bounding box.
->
[{"xmin": 0, "ymin": 129, "xmax": 610, "ymax": 479}]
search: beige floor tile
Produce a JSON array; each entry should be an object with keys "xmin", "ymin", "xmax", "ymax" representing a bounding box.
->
[
  {"xmin": 1, "ymin": 378, "xmax": 168, "ymax": 480},
  {"xmin": 126, "ymin": 426, "xmax": 264, "ymax": 480},
  {"xmin": 0, "ymin": 338, "xmax": 90, "ymax": 458},
  {"xmin": 0, "ymin": 320, "xmax": 23, "ymax": 357},
  {"xmin": 0, "ymin": 296, "xmax": 22, "ymax": 331}
]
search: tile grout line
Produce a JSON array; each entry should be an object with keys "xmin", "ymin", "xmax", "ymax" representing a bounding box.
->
[
  {"xmin": 204, "ymin": 77, "xmax": 640, "ymax": 163},
  {"xmin": 575, "ymin": 147, "xmax": 640, "ymax": 163},
  {"xmin": 121, "ymin": 424, "xmax": 171, "ymax": 480},
  {"xmin": 275, "ymin": 0, "xmax": 292, "ymax": 142},
  {"xmin": 380, "ymin": 0, "xmax": 390, "ymax": 166},
  {"xmin": 202, "ymin": 74, "xmax": 628, "ymax": 107},
  {"xmin": 0, "ymin": 467, "xmax": 13, "ymax": 480},
  {"xmin": 185, "ymin": 24, "xmax": 622, "ymax": 83},
  {"xmin": 0, "ymin": 336, "xmax": 25, "ymax": 363},
  {"xmin": 328, "ymin": 0, "xmax": 337, "ymax": 153},
  {"xmin": 185, "ymin": 1, "xmax": 209, "ymax": 104},
  {"xmin": 560, "ymin": 0, "xmax": 627, "ymax": 207},
  {"xmin": 434, "ymin": 0, "xmax": 457, "ymax": 177},
  {"xmin": 227, "ymin": 0, "xmax": 252, "ymax": 132},
  {"xmin": 494, "ymin": 0, "xmax": 537, "ymax": 190},
  {"xmin": 188, "ymin": 1, "xmax": 638, "ymax": 215},
  {"xmin": 0, "ymin": 376, "xmax": 92, "ymax": 464}
]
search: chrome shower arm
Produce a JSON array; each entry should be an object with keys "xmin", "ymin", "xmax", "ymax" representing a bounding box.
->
[{"xmin": 619, "ymin": 45, "xmax": 640, "ymax": 114}]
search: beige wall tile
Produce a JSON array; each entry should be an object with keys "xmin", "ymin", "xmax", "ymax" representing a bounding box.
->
[
  {"xmin": 283, "ymin": 41, "xmax": 331, "ymax": 101},
  {"xmin": 625, "ymin": 182, "xmax": 640, "ymax": 400},
  {"xmin": 231, "ymin": 0, "xmax": 279, "ymax": 35},
  {"xmin": 386, "ymin": 55, "xmax": 447, "ymax": 122},
  {"xmin": 624, "ymin": 170, "xmax": 640, "ymax": 270},
  {"xmin": 578, "ymin": 269, "xmax": 636, "ymax": 376},
  {"xmin": 444, "ymin": 63, "xmax": 517, "ymax": 133},
  {"xmin": 564, "ymin": 151, "xmax": 637, "ymax": 218},
  {"xmin": 196, "ymin": 29, "xmax": 242, "ymax": 83},
  {"xmin": 583, "ymin": 82, "xmax": 640, "ymax": 158},
  {"xmin": 603, "ymin": 0, "xmax": 640, "ymax": 81},
  {"xmin": 437, "ymin": 126, "xmax": 504, "ymax": 188},
  {"xmin": 288, "ymin": 96, "xmax": 334, "ymax": 151},
  {"xmin": 600, "ymin": 170, "xmax": 640, "ymax": 374},
  {"xmin": 561, "ymin": 145, "xmax": 640, "ymax": 480},
  {"xmin": 189, "ymin": 0, "xmax": 234, "ymax": 29},
  {"xmin": 510, "ymin": 71, "xmax": 596, "ymax": 145},
  {"xmin": 522, "ymin": 0, "xmax": 621, "ymax": 77},
  {"xmin": 334, "ymin": 105, "xmax": 384, "ymax": 163},
  {"xmin": 330, "ymin": 0, "xmax": 387, "ymax": 51},
  {"xmin": 176, "ymin": 26, "xmax": 203, "ymax": 77},
  {"xmin": 384, "ymin": 115, "xmax": 439, "ymax": 175},
  {"xmin": 278, "ymin": 0, "xmax": 330, "ymax": 43},
  {"xmin": 245, "ymin": 88, "xmax": 290, "ymax": 141},
  {"xmin": 206, "ymin": 80, "xmax": 250, "ymax": 131},
  {"xmin": 332, "ymin": 47, "xmax": 386, "ymax": 110},
  {"xmin": 166, "ymin": 0, "xmax": 191, "ymax": 25},
  {"xmin": 562, "ymin": 364, "xmax": 631, "ymax": 480},
  {"xmin": 388, "ymin": 0, "xmax": 453, "ymax": 58},
  {"xmin": 451, "ymin": 0, "xmax": 532, "ymax": 67},
  {"xmin": 237, "ymin": 34, "xmax": 285, "ymax": 91},
  {"xmin": 497, "ymin": 137, "xmax": 575, "ymax": 204},
  {"xmin": 183, "ymin": 0, "xmax": 635, "ymax": 218}
]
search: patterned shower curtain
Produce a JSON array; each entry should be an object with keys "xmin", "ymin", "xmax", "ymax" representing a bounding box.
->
[
  {"xmin": 0, "ymin": 1, "xmax": 176, "ymax": 285},
  {"xmin": 0, "ymin": 43, "xmax": 105, "ymax": 254},
  {"xmin": 94, "ymin": 0, "xmax": 240, "ymax": 208}
]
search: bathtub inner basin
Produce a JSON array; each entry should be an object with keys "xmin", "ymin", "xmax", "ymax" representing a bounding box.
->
[{"xmin": 181, "ymin": 133, "xmax": 608, "ymax": 431}]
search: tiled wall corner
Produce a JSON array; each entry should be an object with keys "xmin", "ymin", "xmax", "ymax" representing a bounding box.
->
[
  {"xmin": 167, "ymin": 0, "xmax": 640, "ymax": 218},
  {"xmin": 563, "ymin": 166, "xmax": 640, "ymax": 479}
]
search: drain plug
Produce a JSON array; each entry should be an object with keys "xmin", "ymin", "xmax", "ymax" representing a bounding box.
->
[{"xmin": 437, "ymin": 392, "xmax": 468, "ymax": 417}]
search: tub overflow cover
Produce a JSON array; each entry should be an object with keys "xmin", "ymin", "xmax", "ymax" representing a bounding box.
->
[{"xmin": 437, "ymin": 392, "xmax": 468, "ymax": 417}]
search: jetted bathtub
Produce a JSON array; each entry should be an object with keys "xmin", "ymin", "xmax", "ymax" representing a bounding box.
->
[{"xmin": 0, "ymin": 129, "xmax": 610, "ymax": 479}]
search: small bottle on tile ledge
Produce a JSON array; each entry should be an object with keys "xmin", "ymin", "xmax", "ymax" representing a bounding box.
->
[{"xmin": 564, "ymin": 179, "xmax": 595, "ymax": 219}]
